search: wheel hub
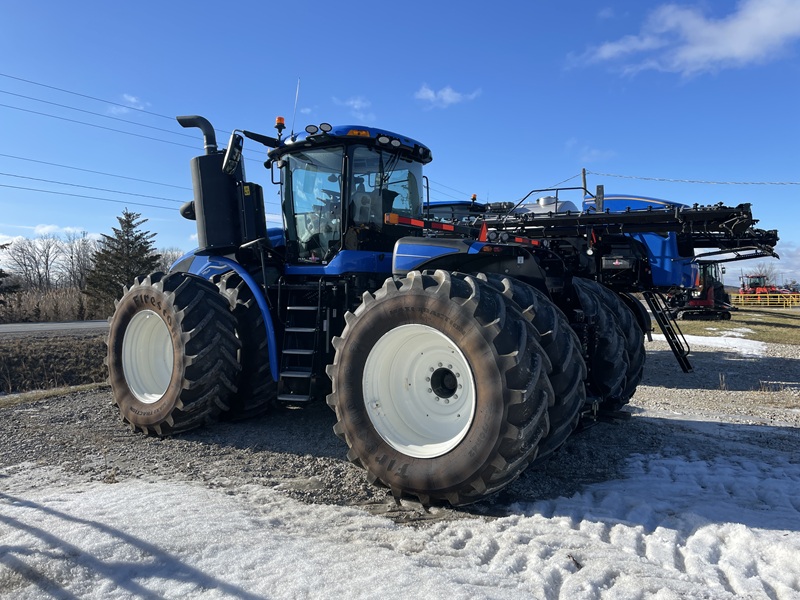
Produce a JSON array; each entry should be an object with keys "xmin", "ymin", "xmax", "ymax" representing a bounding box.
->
[
  {"xmin": 362, "ymin": 324, "xmax": 476, "ymax": 459},
  {"xmin": 121, "ymin": 310, "xmax": 174, "ymax": 404}
]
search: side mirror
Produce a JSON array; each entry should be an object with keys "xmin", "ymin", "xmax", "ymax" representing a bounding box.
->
[{"xmin": 222, "ymin": 132, "xmax": 244, "ymax": 176}]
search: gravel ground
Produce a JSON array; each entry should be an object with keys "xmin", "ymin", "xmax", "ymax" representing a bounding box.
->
[{"xmin": 1, "ymin": 338, "xmax": 798, "ymax": 524}]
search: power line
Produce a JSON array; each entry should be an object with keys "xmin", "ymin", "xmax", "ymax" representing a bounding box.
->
[
  {"xmin": 428, "ymin": 179, "xmax": 472, "ymax": 197},
  {"xmin": 586, "ymin": 170, "xmax": 800, "ymax": 186},
  {"xmin": 548, "ymin": 173, "xmax": 582, "ymax": 188},
  {"xmin": 0, "ymin": 72, "xmax": 177, "ymax": 122},
  {"xmin": 0, "ymin": 89, "xmax": 200, "ymax": 139},
  {"xmin": 0, "ymin": 102, "xmax": 265, "ymax": 164},
  {"xmin": 0, "ymin": 152, "xmax": 192, "ymax": 190},
  {"xmin": 0, "ymin": 72, "xmax": 238, "ymax": 136},
  {"xmin": 427, "ymin": 186, "xmax": 466, "ymax": 201},
  {"xmin": 0, "ymin": 172, "xmax": 185, "ymax": 203},
  {"xmin": 0, "ymin": 183, "xmax": 177, "ymax": 211},
  {"xmin": 0, "ymin": 102, "xmax": 201, "ymax": 150}
]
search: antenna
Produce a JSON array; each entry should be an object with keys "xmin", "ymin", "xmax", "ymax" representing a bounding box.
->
[{"xmin": 290, "ymin": 78, "xmax": 300, "ymax": 137}]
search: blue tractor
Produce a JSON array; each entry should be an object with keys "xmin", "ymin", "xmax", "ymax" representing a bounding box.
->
[
  {"xmin": 105, "ymin": 115, "xmax": 775, "ymax": 506},
  {"xmin": 106, "ymin": 115, "xmax": 633, "ymax": 506}
]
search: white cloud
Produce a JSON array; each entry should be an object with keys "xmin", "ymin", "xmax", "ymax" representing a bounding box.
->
[
  {"xmin": 0, "ymin": 233, "xmax": 23, "ymax": 245},
  {"xmin": 565, "ymin": 137, "xmax": 616, "ymax": 163},
  {"xmin": 773, "ymin": 240, "xmax": 800, "ymax": 283},
  {"xmin": 0, "ymin": 224, "xmax": 97, "ymax": 242},
  {"xmin": 32, "ymin": 224, "xmax": 61, "ymax": 236},
  {"xmin": 109, "ymin": 93, "xmax": 148, "ymax": 115},
  {"xmin": 32, "ymin": 224, "xmax": 86, "ymax": 236},
  {"xmin": 414, "ymin": 84, "xmax": 481, "ymax": 109},
  {"xmin": 332, "ymin": 96, "xmax": 375, "ymax": 122},
  {"xmin": 579, "ymin": 0, "xmax": 800, "ymax": 76},
  {"xmin": 597, "ymin": 7, "xmax": 616, "ymax": 20}
]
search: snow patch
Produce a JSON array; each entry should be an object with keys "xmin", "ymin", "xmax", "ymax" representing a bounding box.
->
[
  {"xmin": 2, "ymin": 451, "xmax": 799, "ymax": 599},
  {"xmin": 651, "ymin": 334, "xmax": 766, "ymax": 356}
]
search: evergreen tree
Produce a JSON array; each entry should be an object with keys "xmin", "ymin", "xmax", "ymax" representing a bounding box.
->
[
  {"xmin": 0, "ymin": 242, "xmax": 18, "ymax": 304},
  {"xmin": 84, "ymin": 209, "xmax": 161, "ymax": 316}
]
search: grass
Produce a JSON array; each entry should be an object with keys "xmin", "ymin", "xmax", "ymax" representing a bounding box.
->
[
  {"xmin": 671, "ymin": 307, "xmax": 800, "ymax": 345},
  {"xmin": 0, "ymin": 382, "xmax": 108, "ymax": 409},
  {"xmin": 0, "ymin": 332, "xmax": 107, "ymax": 394}
]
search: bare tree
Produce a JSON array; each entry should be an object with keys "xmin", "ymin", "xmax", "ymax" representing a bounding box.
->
[
  {"xmin": 59, "ymin": 230, "xmax": 97, "ymax": 289},
  {"xmin": 753, "ymin": 261, "xmax": 780, "ymax": 285},
  {"xmin": 4, "ymin": 234, "xmax": 63, "ymax": 291},
  {"xmin": 155, "ymin": 246, "xmax": 185, "ymax": 273}
]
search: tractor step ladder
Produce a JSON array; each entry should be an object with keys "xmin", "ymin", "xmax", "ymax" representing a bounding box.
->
[
  {"xmin": 642, "ymin": 291, "xmax": 693, "ymax": 373},
  {"xmin": 276, "ymin": 281, "xmax": 324, "ymax": 402}
]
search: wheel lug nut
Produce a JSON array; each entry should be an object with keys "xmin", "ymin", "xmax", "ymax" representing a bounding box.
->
[
  {"xmin": 425, "ymin": 377, "xmax": 430, "ymax": 382},
  {"xmin": 427, "ymin": 388, "xmax": 432, "ymax": 393},
  {"xmin": 438, "ymin": 362, "xmax": 443, "ymax": 367}
]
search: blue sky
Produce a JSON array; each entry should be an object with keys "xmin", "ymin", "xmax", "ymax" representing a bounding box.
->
[{"xmin": 1, "ymin": 0, "xmax": 799, "ymax": 286}]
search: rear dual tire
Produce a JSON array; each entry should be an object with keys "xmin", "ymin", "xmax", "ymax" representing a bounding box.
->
[{"xmin": 476, "ymin": 274, "xmax": 587, "ymax": 463}]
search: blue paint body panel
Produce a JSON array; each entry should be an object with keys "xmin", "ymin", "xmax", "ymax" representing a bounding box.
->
[
  {"xmin": 588, "ymin": 194, "xmax": 698, "ymax": 288},
  {"xmin": 393, "ymin": 238, "xmax": 486, "ymax": 272}
]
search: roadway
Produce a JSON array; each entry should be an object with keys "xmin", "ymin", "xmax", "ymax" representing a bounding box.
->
[{"xmin": 0, "ymin": 320, "xmax": 108, "ymax": 334}]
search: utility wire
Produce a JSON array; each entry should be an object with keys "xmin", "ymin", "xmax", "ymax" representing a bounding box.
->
[
  {"xmin": 429, "ymin": 179, "xmax": 472, "ymax": 197},
  {"xmin": 0, "ymin": 152, "xmax": 192, "ymax": 190},
  {"xmin": 587, "ymin": 170, "xmax": 800, "ymax": 186},
  {"xmin": 0, "ymin": 172, "xmax": 185, "ymax": 203},
  {"xmin": 0, "ymin": 183, "xmax": 177, "ymax": 211},
  {"xmin": 0, "ymin": 72, "xmax": 239, "ymax": 136},
  {"xmin": 0, "ymin": 102, "xmax": 264, "ymax": 165},
  {"xmin": 548, "ymin": 173, "xmax": 582, "ymax": 188},
  {"xmin": 0, "ymin": 102, "xmax": 200, "ymax": 150},
  {"xmin": 0, "ymin": 89, "xmax": 199, "ymax": 139},
  {"xmin": 427, "ymin": 186, "xmax": 465, "ymax": 201},
  {"xmin": 0, "ymin": 72, "xmax": 176, "ymax": 121}
]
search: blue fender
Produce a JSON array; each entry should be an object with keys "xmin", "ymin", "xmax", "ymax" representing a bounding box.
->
[{"xmin": 170, "ymin": 252, "xmax": 280, "ymax": 381}]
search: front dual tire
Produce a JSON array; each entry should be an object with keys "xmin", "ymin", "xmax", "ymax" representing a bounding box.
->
[
  {"xmin": 106, "ymin": 272, "xmax": 240, "ymax": 436},
  {"xmin": 327, "ymin": 270, "xmax": 554, "ymax": 506}
]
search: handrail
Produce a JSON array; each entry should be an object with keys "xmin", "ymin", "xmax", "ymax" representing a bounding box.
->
[{"xmin": 730, "ymin": 293, "xmax": 800, "ymax": 308}]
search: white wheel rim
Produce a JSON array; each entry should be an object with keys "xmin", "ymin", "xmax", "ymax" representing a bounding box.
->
[
  {"xmin": 362, "ymin": 324, "xmax": 476, "ymax": 459},
  {"xmin": 122, "ymin": 310, "xmax": 174, "ymax": 404}
]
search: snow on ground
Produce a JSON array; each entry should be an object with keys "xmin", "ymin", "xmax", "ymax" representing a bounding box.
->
[
  {"xmin": 2, "ymin": 336, "xmax": 800, "ymax": 599},
  {"xmin": 2, "ymin": 433, "xmax": 800, "ymax": 599},
  {"xmin": 651, "ymin": 333, "xmax": 767, "ymax": 357}
]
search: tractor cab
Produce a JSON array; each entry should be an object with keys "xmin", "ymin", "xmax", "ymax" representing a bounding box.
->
[{"xmin": 267, "ymin": 124, "xmax": 432, "ymax": 265}]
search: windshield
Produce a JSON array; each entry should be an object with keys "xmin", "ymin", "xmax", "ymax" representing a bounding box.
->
[
  {"xmin": 348, "ymin": 146, "xmax": 423, "ymax": 227},
  {"xmin": 285, "ymin": 147, "xmax": 343, "ymax": 262}
]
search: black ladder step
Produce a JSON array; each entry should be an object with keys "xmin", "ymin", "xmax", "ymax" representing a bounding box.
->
[
  {"xmin": 285, "ymin": 326, "xmax": 317, "ymax": 333},
  {"xmin": 280, "ymin": 370, "xmax": 313, "ymax": 379},
  {"xmin": 283, "ymin": 348, "xmax": 315, "ymax": 356},
  {"xmin": 277, "ymin": 393, "xmax": 312, "ymax": 403},
  {"xmin": 287, "ymin": 305, "xmax": 317, "ymax": 311}
]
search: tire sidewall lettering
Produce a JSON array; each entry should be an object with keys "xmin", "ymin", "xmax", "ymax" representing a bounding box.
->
[{"xmin": 109, "ymin": 283, "xmax": 183, "ymax": 426}]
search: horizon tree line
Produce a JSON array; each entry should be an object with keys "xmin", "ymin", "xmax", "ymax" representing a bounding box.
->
[{"xmin": 0, "ymin": 209, "xmax": 185, "ymax": 322}]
